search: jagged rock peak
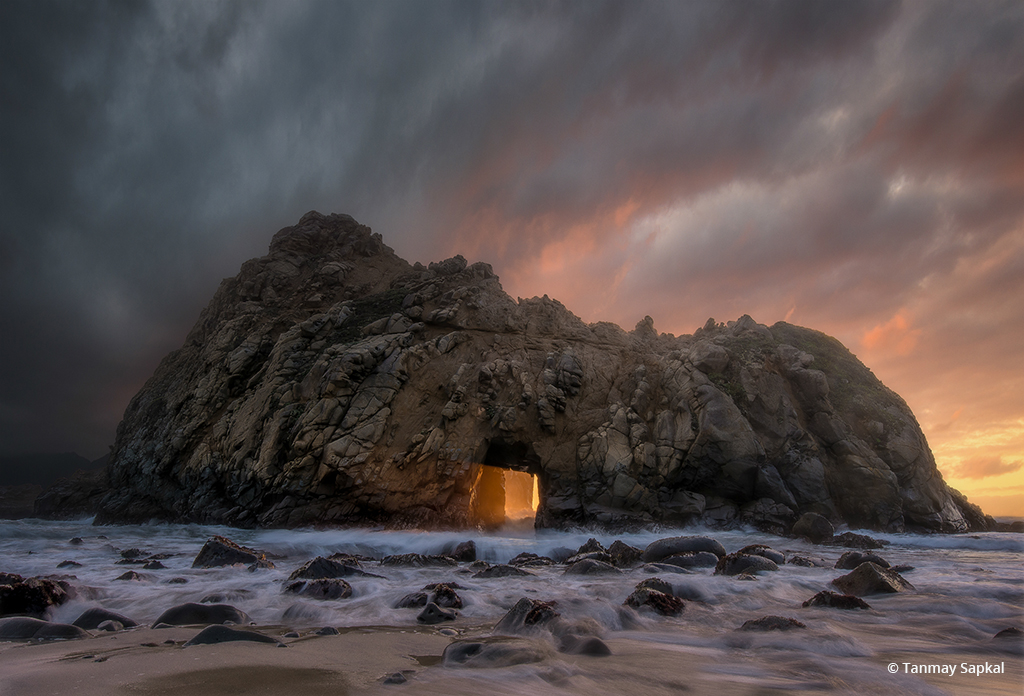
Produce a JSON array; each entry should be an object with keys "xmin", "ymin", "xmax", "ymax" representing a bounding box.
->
[{"xmin": 95, "ymin": 212, "xmax": 990, "ymax": 534}]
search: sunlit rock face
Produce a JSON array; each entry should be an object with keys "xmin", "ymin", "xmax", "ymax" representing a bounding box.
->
[{"xmin": 95, "ymin": 212, "xmax": 989, "ymax": 533}]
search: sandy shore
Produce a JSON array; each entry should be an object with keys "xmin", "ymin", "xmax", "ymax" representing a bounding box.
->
[{"xmin": 2, "ymin": 623, "xmax": 1020, "ymax": 696}]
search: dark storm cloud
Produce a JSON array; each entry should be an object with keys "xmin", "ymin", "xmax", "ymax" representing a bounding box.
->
[{"xmin": 0, "ymin": 0, "xmax": 1021, "ymax": 472}]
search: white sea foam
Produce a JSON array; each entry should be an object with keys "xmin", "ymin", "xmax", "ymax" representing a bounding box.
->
[{"xmin": 1, "ymin": 519, "xmax": 1021, "ymax": 692}]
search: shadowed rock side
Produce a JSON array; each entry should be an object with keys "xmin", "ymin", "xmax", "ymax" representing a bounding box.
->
[{"xmin": 95, "ymin": 212, "xmax": 990, "ymax": 533}]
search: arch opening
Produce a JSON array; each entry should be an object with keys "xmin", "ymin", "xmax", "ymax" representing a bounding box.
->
[{"xmin": 469, "ymin": 440, "xmax": 541, "ymax": 529}]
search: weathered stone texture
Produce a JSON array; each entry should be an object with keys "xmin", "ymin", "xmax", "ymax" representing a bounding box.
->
[{"xmin": 95, "ymin": 212, "xmax": 990, "ymax": 533}]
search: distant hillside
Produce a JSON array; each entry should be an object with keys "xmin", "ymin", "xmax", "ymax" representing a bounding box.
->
[{"xmin": 0, "ymin": 452, "xmax": 107, "ymax": 487}]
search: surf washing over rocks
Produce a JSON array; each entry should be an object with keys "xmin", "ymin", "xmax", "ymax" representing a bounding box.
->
[{"xmin": 1, "ymin": 517, "xmax": 1021, "ymax": 693}]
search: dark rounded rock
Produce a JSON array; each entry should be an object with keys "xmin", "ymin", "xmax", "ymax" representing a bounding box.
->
[
  {"xmin": 739, "ymin": 615, "xmax": 806, "ymax": 631},
  {"xmin": 641, "ymin": 562, "xmax": 692, "ymax": 575},
  {"xmin": 574, "ymin": 538, "xmax": 607, "ymax": 556},
  {"xmin": 183, "ymin": 625, "xmax": 280, "ymax": 646},
  {"xmin": 831, "ymin": 562, "xmax": 914, "ymax": 596},
  {"xmin": 151, "ymin": 602, "xmax": 251, "ymax": 627},
  {"xmin": 96, "ymin": 620, "xmax": 123, "ymax": 632},
  {"xmin": 634, "ymin": 577, "xmax": 674, "ymax": 596},
  {"xmin": 802, "ymin": 590, "xmax": 871, "ymax": 610},
  {"xmin": 442, "ymin": 637, "xmax": 550, "ymax": 667},
  {"xmin": 395, "ymin": 592, "xmax": 429, "ymax": 609},
  {"xmin": 564, "ymin": 559, "xmax": 620, "ymax": 576},
  {"xmin": 115, "ymin": 571, "xmax": 145, "ymax": 581},
  {"xmin": 558, "ymin": 634, "xmax": 612, "ymax": 656},
  {"xmin": 32, "ymin": 621, "xmax": 92, "ymax": 640},
  {"xmin": 143, "ymin": 561, "xmax": 166, "ymax": 570},
  {"xmin": 643, "ymin": 536, "xmax": 726, "ymax": 563},
  {"xmin": 624, "ymin": 588, "xmax": 684, "ymax": 616},
  {"xmin": 416, "ymin": 602, "xmax": 457, "ymax": 625},
  {"xmin": 835, "ymin": 551, "xmax": 889, "ymax": 570},
  {"xmin": 661, "ymin": 551, "xmax": 719, "ymax": 568},
  {"xmin": 607, "ymin": 540, "xmax": 643, "ymax": 568},
  {"xmin": 285, "ymin": 578, "xmax": 353, "ymax": 601},
  {"xmin": 448, "ymin": 540, "xmax": 477, "ymax": 562},
  {"xmin": 565, "ymin": 551, "xmax": 613, "ymax": 565},
  {"xmin": 289, "ymin": 556, "xmax": 378, "ymax": 580},
  {"xmin": 507, "ymin": 552, "xmax": 554, "ymax": 567},
  {"xmin": 714, "ymin": 553, "xmax": 779, "ymax": 576},
  {"xmin": 0, "ymin": 577, "xmax": 71, "ymax": 618},
  {"xmin": 493, "ymin": 598, "xmax": 560, "ymax": 634},
  {"xmin": 57, "ymin": 560, "xmax": 82, "ymax": 569},
  {"xmin": 791, "ymin": 512, "xmax": 834, "ymax": 543},
  {"xmin": 428, "ymin": 583, "xmax": 463, "ymax": 609},
  {"xmin": 0, "ymin": 616, "xmax": 51, "ymax": 639},
  {"xmin": 787, "ymin": 556, "xmax": 825, "ymax": 567},
  {"xmin": 72, "ymin": 607, "xmax": 139, "ymax": 630},
  {"xmin": 737, "ymin": 544, "xmax": 785, "ymax": 565},
  {"xmin": 828, "ymin": 532, "xmax": 887, "ymax": 549},
  {"xmin": 315, "ymin": 626, "xmax": 340, "ymax": 635},
  {"xmin": 192, "ymin": 536, "xmax": 266, "ymax": 569}
]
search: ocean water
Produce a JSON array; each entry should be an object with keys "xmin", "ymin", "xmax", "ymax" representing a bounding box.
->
[{"xmin": 1, "ymin": 518, "xmax": 1021, "ymax": 694}]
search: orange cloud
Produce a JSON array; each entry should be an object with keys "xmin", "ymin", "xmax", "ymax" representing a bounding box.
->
[
  {"xmin": 861, "ymin": 311, "xmax": 921, "ymax": 356},
  {"xmin": 951, "ymin": 455, "xmax": 1024, "ymax": 480}
]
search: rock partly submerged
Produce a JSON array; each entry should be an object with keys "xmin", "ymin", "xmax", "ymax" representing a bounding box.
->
[{"xmin": 90, "ymin": 211, "xmax": 990, "ymax": 533}]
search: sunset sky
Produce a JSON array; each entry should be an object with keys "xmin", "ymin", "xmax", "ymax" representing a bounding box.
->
[{"xmin": 1, "ymin": 0, "xmax": 1021, "ymax": 516}]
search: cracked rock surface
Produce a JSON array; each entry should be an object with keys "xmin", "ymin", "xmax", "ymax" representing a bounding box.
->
[{"xmin": 94, "ymin": 212, "xmax": 988, "ymax": 533}]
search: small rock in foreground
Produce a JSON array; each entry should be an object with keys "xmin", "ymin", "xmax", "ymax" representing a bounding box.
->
[
  {"xmin": 739, "ymin": 616, "xmax": 807, "ymax": 631},
  {"xmin": 802, "ymin": 590, "xmax": 871, "ymax": 610}
]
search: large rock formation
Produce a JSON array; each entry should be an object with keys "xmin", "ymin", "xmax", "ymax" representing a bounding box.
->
[{"xmin": 95, "ymin": 212, "xmax": 990, "ymax": 533}]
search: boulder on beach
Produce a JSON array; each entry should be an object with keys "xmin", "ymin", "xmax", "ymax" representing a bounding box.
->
[
  {"xmin": 835, "ymin": 550, "xmax": 889, "ymax": 570},
  {"xmin": 737, "ymin": 544, "xmax": 785, "ymax": 564},
  {"xmin": 72, "ymin": 607, "xmax": 139, "ymax": 630},
  {"xmin": 285, "ymin": 578, "xmax": 353, "ymax": 601},
  {"xmin": 192, "ymin": 536, "xmax": 270, "ymax": 568},
  {"xmin": 714, "ymin": 552, "xmax": 779, "ymax": 576},
  {"xmin": 0, "ymin": 616, "xmax": 91, "ymax": 641},
  {"xmin": 508, "ymin": 552, "xmax": 554, "ymax": 567},
  {"xmin": 443, "ymin": 637, "xmax": 552, "ymax": 668},
  {"xmin": 445, "ymin": 540, "xmax": 477, "ymax": 562},
  {"xmin": 791, "ymin": 512, "xmax": 834, "ymax": 543},
  {"xmin": 183, "ymin": 624, "xmax": 281, "ymax": 646},
  {"xmin": 831, "ymin": 562, "xmax": 914, "ymax": 596},
  {"xmin": 802, "ymin": 590, "xmax": 871, "ymax": 610},
  {"xmin": 607, "ymin": 540, "xmax": 643, "ymax": 567},
  {"xmin": 642, "ymin": 536, "xmax": 726, "ymax": 563},
  {"xmin": 0, "ymin": 577, "xmax": 71, "ymax": 618},
  {"xmin": 493, "ymin": 598, "xmax": 560, "ymax": 635},
  {"xmin": 660, "ymin": 551, "xmax": 719, "ymax": 568},
  {"xmin": 289, "ymin": 556, "xmax": 380, "ymax": 580},
  {"xmin": 739, "ymin": 615, "xmax": 806, "ymax": 631},
  {"xmin": 416, "ymin": 602, "xmax": 457, "ymax": 624},
  {"xmin": 151, "ymin": 602, "xmax": 252, "ymax": 627},
  {"xmin": 558, "ymin": 633, "xmax": 612, "ymax": 656},
  {"xmin": 564, "ymin": 559, "xmax": 621, "ymax": 575},
  {"xmin": 828, "ymin": 532, "xmax": 888, "ymax": 549},
  {"xmin": 624, "ymin": 588, "xmax": 684, "ymax": 616}
]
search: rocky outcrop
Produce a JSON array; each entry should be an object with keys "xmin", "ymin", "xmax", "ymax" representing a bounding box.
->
[
  {"xmin": 95, "ymin": 212, "xmax": 990, "ymax": 533},
  {"xmin": 33, "ymin": 467, "xmax": 109, "ymax": 519}
]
